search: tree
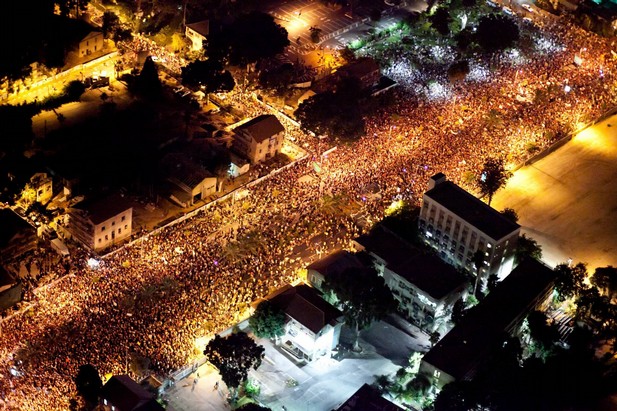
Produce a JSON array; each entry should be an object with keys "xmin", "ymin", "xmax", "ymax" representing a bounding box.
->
[
  {"xmin": 476, "ymin": 157, "xmax": 511, "ymax": 206},
  {"xmin": 207, "ymin": 12, "xmax": 290, "ymax": 66},
  {"xmin": 476, "ymin": 14, "xmax": 519, "ymax": 52},
  {"xmin": 309, "ymin": 26, "xmax": 322, "ymax": 43},
  {"xmin": 237, "ymin": 404, "xmax": 272, "ymax": 411},
  {"xmin": 527, "ymin": 310, "xmax": 560, "ymax": 350},
  {"xmin": 430, "ymin": 7, "xmax": 453, "ymax": 35},
  {"xmin": 323, "ymin": 266, "xmax": 397, "ymax": 351},
  {"xmin": 295, "ymin": 78, "xmax": 366, "ymax": 142},
  {"xmin": 451, "ymin": 297, "xmax": 467, "ymax": 324},
  {"xmin": 500, "ymin": 207, "xmax": 519, "ymax": 223},
  {"xmin": 429, "ymin": 330, "xmax": 441, "ymax": 346},
  {"xmin": 249, "ymin": 300, "xmax": 286, "ymax": 339},
  {"xmin": 74, "ymin": 364, "xmax": 102, "ymax": 406},
  {"xmin": 515, "ymin": 234, "xmax": 543, "ymax": 264},
  {"xmin": 591, "ymin": 266, "xmax": 617, "ymax": 302},
  {"xmin": 102, "ymin": 11, "xmax": 121, "ymax": 39},
  {"xmin": 181, "ymin": 59, "xmax": 235, "ymax": 93},
  {"xmin": 55, "ymin": 0, "xmax": 90, "ymax": 17},
  {"xmin": 553, "ymin": 262, "xmax": 587, "ymax": 303},
  {"xmin": 486, "ymin": 273, "xmax": 500, "ymax": 292},
  {"xmin": 137, "ymin": 56, "xmax": 162, "ymax": 98},
  {"xmin": 64, "ymin": 80, "xmax": 86, "ymax": 101},
  {"xmin": 203, "ymin": 332, "xmax": 265, "ymax": 402}
]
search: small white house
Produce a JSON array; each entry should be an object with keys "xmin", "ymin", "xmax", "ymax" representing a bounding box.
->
[{"xmin": 267, "ymin": 284, "xmax": 343, "ymax": 362}]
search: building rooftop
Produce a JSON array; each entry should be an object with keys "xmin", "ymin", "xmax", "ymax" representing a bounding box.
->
[
  {"xmin": 337, "ymin": 57, "xmax": 380, "ymax": 80},
  {"xmin": 186, "ymin": 20, "xmax": 210, "ymax": 37},
  {"xmin": 355, "ymin": 225, "xmax": 420, "ymax": 266},
  {"xmin": 422, "ymin": 258, "xmax": 556, "ymax": 381},
  {"xmin": 335, "ymin": 383, "xmax": 407, "ymax": 411},
  {"xmin": 234, "ymin": 114, "xmax": 285, "ymax": 143},
  {"xmin": 269, "ymin": 284, "xmax": 342, "ymax": 334},
  {"xmin": 0, "ymin": 209, "xmax": 35, "ymax": 248},
  {"xmin": 424, "ymin": 175, "xmax": 520, "ymax": 240},
  {"xmin": 100, "ymin": 375, "xmax": 164, "ymax": 411},
  {"xmin": 163, "ymin": 154, "xmax": 214, "ymax": 190},
  {"xmin": 389, "ymin": 253, "xmax": 468, "ymax": 300},
  {"xmin": 72, "ymin": 193, "xmax": 132, "ymax": 225},
  {"xmin": 306, "ymin": 250, "xmax": 367, "ymax": 278}
]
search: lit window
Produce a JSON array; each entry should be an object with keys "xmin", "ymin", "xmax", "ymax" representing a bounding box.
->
[
  {"xmin": 487, "ymin": 243, "xmax": 492, "ymax": 249},
  {"xmin": 434, "ymin": 370, "xmax": 441, "ymax": 378},
  {"xmin": 426, "ymin": 231, "xmax": 433, "ymax": 238}
]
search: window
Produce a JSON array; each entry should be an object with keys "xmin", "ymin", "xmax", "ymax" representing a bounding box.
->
[
  {"xmin": 98, "ymin": 239, "xmax": 102, "ymax": 243},
  {"xmin": 121, "ymin": 216, "xmax": 125, "ymax": 222},
  {"xmin": 124, "ymin": 225, "xmax": 128, "ymax": 230},
  {"xmin": 112, "ymin": 221, "xmax": 115, "ymax": 226},
  {"xmin": 118, "ymin": 229, "xmax": 121, "ymax": 234},
  {"xmin": 101, "ymin": 226, "xmax": 106, "ymax": 232},
  {"xmin": 105, "ymin": 235, "xmax": 108, "ymax": 240}
]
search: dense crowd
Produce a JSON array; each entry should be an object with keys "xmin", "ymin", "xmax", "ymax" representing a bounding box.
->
[{"xmin": 1, "ymin": 13, "xmax": 617, "ymax": 410}]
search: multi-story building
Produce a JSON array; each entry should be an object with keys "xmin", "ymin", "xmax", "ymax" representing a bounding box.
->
[
  {"xmin": 79, "ymin": 31, "xmax": 104, "ymax": 58},
  {"xmin": 67, "ymin": 193, "xmax": 132, "ymax": 252},
  {"xmin": 266, "ymin": 284, "xmax": 343, "ymax": 362},
  {"xmin": 419, "ymin": 173, "xmax": 520, "ymax": 284},
  {"xmin": 232, "ymin": 114, "xmax": 285, "ymax": 164},
  {"xmin": 420, "ymin": 258, "xmax": 556, "ymax": 389},
  {"xmin": 29, "ymin": 173, "xmax": 53, "ymax": 204},
  {"xmin": 354, "ymin": 225, "xmax": 467, "ymax": 332},
  {"xmin": 306, "ymin": 249, "xmax": 367, "ymax": 292}
]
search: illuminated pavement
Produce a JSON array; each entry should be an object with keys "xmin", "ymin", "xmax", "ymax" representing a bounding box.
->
[{"xmin": 492, "ymin": 114, "xmax": 617, "ymax": 270}]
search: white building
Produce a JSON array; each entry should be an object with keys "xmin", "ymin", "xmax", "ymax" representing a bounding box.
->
[
  {"xmin": 185, "ymin": 20, "xmax": 209, "ymax": 51},
  {"xmin": 79, "ymin": 31, "xmax": 104, "ymax": 58},
  {"xmin": 419, "ymin": 173, "xmax": 520, "ymax": 285},
  {"xmin": 354, "ymin": 225, "xmax": 467, "ymax": 332},
  {"xmin": 232, "ymin": 114, "xmax": 285, "ymax": 164},
  {"xmin": 267, "ymin": 284, "xmax": 343, "ymax": 362},
  {"xmin": 67, "ymin": 193, "xmax": 132, "ymax": 252}
]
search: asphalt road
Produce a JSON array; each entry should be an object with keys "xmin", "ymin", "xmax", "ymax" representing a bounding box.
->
[{"xmin": 491, "ymin": 114, "xmax": 617, "ymax": 271}]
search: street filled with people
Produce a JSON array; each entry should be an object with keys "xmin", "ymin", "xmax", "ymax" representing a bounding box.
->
[{"xmin": 1, "ymin": 10, "xmax": 617, "ymax": 411}]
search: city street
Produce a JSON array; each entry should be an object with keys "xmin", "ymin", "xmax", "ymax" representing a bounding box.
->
[{"xmin": 492, "ymin": 114, "xmax": 617, "ymax": 270}]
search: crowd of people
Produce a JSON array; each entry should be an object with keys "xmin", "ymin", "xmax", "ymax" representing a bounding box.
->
[{"xmin": 1, "ymin": 11, "xmax": 617, "ymax": 411}]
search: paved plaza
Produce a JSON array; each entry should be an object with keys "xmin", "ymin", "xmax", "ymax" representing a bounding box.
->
[
  {"xmin": 164, "ymin": 319, "xmax": 428, "ymax": 411},
  {"xmin": 492, "ymin": 114, "xmax": 617, "ymax": 270}
]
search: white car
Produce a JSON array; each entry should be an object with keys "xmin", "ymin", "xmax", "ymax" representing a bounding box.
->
[
  {"xmin": 502, "ymin": 6, "xmax": 515, "ymax": 15},
  {"xmin": 521, "ymin": 3, "xmax": 534, "ymax": 12}
]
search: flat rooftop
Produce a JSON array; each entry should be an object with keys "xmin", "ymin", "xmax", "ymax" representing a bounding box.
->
[{"xmin": 425, "ymin": 179, "xmax": 520, "ymax": 241}]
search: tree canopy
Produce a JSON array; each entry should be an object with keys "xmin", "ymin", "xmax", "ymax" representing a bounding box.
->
[
  {"xmin": 74, "ymin": 364, "xmax": 102, "ymax": 405},
  {"xmin": 553, "ymin": 262, "xmax": 587, "ymax": 303},
  {"xmin": 203, "ymin": 332, "xmax": 265, "ymax": 400},
  {"xmin": 591, "ymin": 266, "xmax": 617, "ymax": 302},
  {"xmin": 207, "ymin": 12, "xmax": 290, "ymax": 66},
  {"xmin": 249, "ymin": 300, "xmax": 287, "ymax": 339},
  {"xmin": 323, "ymin": 266, "xmax": 397, "ymax": 350},
  {"xmin": 476, "ymin": 14, "xmax": 520, "ymax": 52},
  {"xmin": 476, "ymin": 157, "xmax": 511, "ymax": 205},
  {"xmin": 137, "ymin": 56, "xmax": 162, "ymax": 98},
  {"xmin": 295, "ymin": 78, "xmax": 366, "ymax": 142},
  {"xmin": 515, "ymin": 234, "xmax": 543, "ymax": 264},
  {"xmin": 181, "ymin": 59, "xmax": 235, "ymax": 93}
]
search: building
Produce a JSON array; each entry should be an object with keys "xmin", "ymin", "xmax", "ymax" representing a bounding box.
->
[
  {"xmin": 79, "ymin": 31, "xmax": 104, "ymax": 58},
  {"xmin": 228, "ymin": 152, "xmax": 250, "ymax": 178},
  {"xmin": 232, "ymin": 115, "xmax": 285, "ymax": 164},
  {"xmin": 185, "ymin": 20, "xmax": 209, "ymax": 51},
  {"xmin": 0, "ymin": 209, "xmax": 37, "ymax": 262},
  {"xmin": 336, "ymin": 57, "xmax": 381, "ymax": 89},
  {"xmin": 29, "ymin": 173, "xmax": 53, "ymax": 205},
  {"xmin": 384, "ymin": 253, "xmax": 468, "ymax": 332},
  {"xmin": 266, "ymin": 284, "xmax": 343, "ymax": 362},
  {"xmin": 162, "ymin": 155, "xmax": 218, "ymax": 207},
  {"xmin": 418, "ymin": 173, "xmax": 520, "ymax": 283},
  {"xmin": 420, "ymin": 258, "xmax": 556, "ymax": 389},
  {"xmin": 67, "ymin": 193, "xmax": 132, "ymax": 251},
  {"xmin": 100, "ymin": 375, "xmax": 164, "ymax": 411},
  {"xmin": 0, "ymin": 266, "xmax": 22, "ymax": 311},
  {"xmin": 335, "ymin": 383, "xmax": 407, "ymax": 411},
  {"xmin": 354, "ymin": 225, "xmax": 467, "ymax": 332},
  {"xmin": 306, "ymin": 249, "xmax": 367, "ymax": 291}
]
